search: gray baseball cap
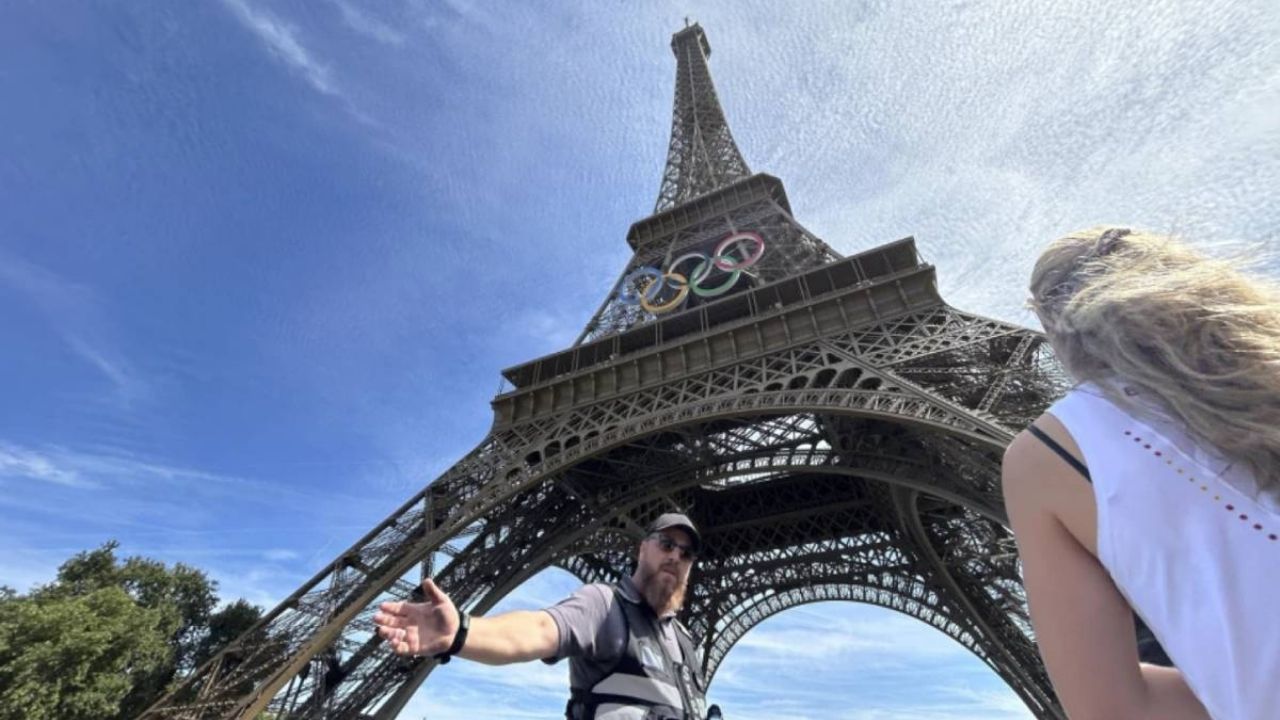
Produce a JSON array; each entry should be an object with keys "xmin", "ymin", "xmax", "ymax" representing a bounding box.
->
[{"xmin": 645, "ymin": 512, "xmax": 702, "ymax": 552}]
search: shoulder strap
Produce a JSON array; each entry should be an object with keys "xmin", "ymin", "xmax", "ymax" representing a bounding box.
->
[
  {"xmin": 607, "ymin": 584, "xmax": 633, "ymax": 669},
  {"xmin": 672, "ymin": 622, "xmax": 706, "ymax": 691},
  {"xmin": 1026, "ymin": 424, "xmax": 1092, "ymax": 483}
]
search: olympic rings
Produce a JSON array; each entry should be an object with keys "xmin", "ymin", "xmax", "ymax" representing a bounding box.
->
[{"xmin": 616, "ymin": 231, "xmax": 766, "ymax": 315}]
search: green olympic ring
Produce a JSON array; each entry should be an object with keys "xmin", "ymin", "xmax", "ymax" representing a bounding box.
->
[{"xmin": 617, "ymin": 231, "xmax": 767, "ymax": 315}]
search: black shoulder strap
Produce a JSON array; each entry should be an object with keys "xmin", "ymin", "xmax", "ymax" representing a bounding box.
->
[
  {"xmin": 608, "ymin": 584, "xmax": 633, "ymax": 669},
  {"xmin": 1026, "ymin": 425, "xmax": 1091, "ymax": 483},
  {"xmin": 672, "ymin": 622, "xmax": 706, "ymax": 691}
]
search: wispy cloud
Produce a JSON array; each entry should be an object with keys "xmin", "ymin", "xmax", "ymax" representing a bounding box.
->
[
  {"xmin": 204, "ymin": 561, "xmax": 309, "ymax": 611},
  {"xmin": 331, "ymin": 0, "xmax": 405, "ymax": 46},
  {"xmin": 0, "ymin": 443, "xmax": 94, "ymax": 489},
  {"xmin": 709, "ymin": 603, "xmax": 1033, "ymax": 718},
  {"xmin": 220, "ymin": 0, "xmax": 339, "ymax": 97},
  {"xmin": 495, "ymin": 307, "xmax": 584, "ymax": 362},
  {"xmin": 0, "ymin": 249, "xmax": 147, "ymax": 405},
  {"xmin": 0, "ymin": 530, "xmax": 314, "ymax": 608},
  {"xmin": 64, "ymin": 336, "xmax": 141, "ymax": 398},
  {"xmin": 262, "ymin": 548, "xmax": 300, "ymax": 562},
  {"xmin": 0, "ymin": 441, "xmax": 392, "ymax": 605},
  {"xmin": 0, "ymin": 440, "xmax": 386, "ymax": 516},
  {"xmin": 731, "ymin": 610, "xmax": 966, "ymax": 664},
  {"xmin": 0, "ymin": 440, "xmax": 236, "ymax": 491}
]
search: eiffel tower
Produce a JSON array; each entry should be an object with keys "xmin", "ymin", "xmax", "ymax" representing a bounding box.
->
[{"xmin": 144, "ymin": 22, "xmax": 1071, "ymax": 720}]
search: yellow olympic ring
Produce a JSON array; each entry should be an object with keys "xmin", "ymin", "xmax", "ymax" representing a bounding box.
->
[{"xmin": 638, "ymin": 272, "xmax": 689, "ymax": 313}]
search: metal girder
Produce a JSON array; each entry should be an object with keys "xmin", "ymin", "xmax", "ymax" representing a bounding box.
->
[
  {"xmin": 141, "ymin": 319, "xmax": 1066, "ymax": 718},
  {"xmin": 892, "ymin": 486, "xmax": 1065, "ymax": 719}
]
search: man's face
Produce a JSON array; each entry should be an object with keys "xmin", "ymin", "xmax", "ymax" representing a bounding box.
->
[{"xmin": 634, "ymin": 528, "xmax": 696, "ymax": 613}]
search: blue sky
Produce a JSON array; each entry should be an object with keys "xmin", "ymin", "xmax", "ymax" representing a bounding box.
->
[{"xmin": 1, "ymin": 1, "xmax": 1277, "ymax": 717}]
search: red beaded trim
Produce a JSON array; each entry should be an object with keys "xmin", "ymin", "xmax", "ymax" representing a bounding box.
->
[{"xmin": 1124, "ymin": 429, "xmax": 1276, "ymax": 541}]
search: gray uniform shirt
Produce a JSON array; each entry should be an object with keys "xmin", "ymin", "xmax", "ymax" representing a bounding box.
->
[{"xmin": 542, "ymin": 575, "xmax": 684, "ymax": 690}]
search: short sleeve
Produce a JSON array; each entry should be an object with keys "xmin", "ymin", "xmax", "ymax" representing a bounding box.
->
[{"xmin": 541, "ymin": 583, "xmax": 624, "ymax": 664}]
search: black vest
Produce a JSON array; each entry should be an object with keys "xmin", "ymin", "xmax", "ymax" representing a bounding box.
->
[{"xmin": 565, "ymin": 585, "xmax": 708, "ymax": 720}]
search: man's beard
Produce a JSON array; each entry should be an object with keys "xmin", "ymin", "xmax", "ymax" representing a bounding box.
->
[{"xmin": 641, "ymin": 565, "xmax": 686, "ymax": 616}]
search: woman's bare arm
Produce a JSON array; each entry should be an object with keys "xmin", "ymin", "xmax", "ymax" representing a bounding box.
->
[{"xmin": 1002, "ymin": 420, "xmax": 1208, "ymax": 720}]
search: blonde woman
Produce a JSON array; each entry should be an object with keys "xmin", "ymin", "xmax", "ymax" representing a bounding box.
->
[{"xmin": 1002, "ymin": 227, "xmax": 1279, "ymax": 720}]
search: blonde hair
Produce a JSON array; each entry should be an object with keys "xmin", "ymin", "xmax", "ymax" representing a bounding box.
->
[{"xmin": 1030, "ymin": 226, "xmax": 1280, "ymax": 496}]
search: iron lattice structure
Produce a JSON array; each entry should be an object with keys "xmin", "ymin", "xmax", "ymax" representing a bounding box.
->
[{"xmin": 144, "ymin": 23, "xmax": 1071, "ymax": 720}]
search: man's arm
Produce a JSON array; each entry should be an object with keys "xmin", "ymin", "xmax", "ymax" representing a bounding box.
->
[
  {"xmin": 1002, "ymin": 421, "xmax": 1208, "ymax": 720},
  {"xmin": 374, "ymin": 579, "xmax": 559, "ymax": 665},
  {"xmin": 458, "ymin": 610, "xmax": 559, "ymax": 665}
]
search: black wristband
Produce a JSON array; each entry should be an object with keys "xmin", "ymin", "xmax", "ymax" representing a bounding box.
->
[{"xmin": 433, "ymin": 610, "xmax": 469, "ymax": 664}]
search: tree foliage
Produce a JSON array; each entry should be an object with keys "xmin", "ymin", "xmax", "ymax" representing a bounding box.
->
[{"xmin": 0, "ymin": 542, "xmax": 263, "ymax": 720}]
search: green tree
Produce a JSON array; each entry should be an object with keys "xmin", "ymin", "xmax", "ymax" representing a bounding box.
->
[
  {"xmin": 36, "ymin": 542, "xmax": 219, "ymax": 673},
  {"xmin": 0, "ymin": 587, "xmax": 171, "ymax": 720},
  {"xmin": 0, "ymin": 542, "xmax": 263, "ymax": 720},
  {"xmin": 193, "ymin": 598, "xmax": 264, "ymax": 670}
]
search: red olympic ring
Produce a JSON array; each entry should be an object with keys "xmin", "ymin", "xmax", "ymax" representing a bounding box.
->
[
  {"xmin": 712, "ymin": 231, "xmax": 766, "ymax": 271},
  {"xmin": 616, "ymin": 231, "xmax": 766, "ymax": 315}
]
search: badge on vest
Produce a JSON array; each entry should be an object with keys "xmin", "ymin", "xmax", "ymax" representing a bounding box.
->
[{"xmin": 637, "ymin": 640, "xmax": 664, "ymax": 671}]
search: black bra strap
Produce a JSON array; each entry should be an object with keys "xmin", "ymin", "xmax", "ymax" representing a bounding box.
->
[{"xmin": 1026, "ymin": 425, "xmax": 1092, "ymax": 483}]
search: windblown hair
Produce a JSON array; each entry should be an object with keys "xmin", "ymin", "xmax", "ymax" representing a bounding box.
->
[{"xmin": 1030, "ymin": 226, "xmax": 1280, "ymax": 496}]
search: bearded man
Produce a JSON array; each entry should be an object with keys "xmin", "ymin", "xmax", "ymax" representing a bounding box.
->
[{"xmin": 374, "ymin": 513, "xmax": 711, "ymax": 720}]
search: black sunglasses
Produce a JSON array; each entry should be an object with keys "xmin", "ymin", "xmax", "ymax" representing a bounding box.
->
[{"xmin": 649, "ymin": 533, "xmax": 698, "ymax": 560}]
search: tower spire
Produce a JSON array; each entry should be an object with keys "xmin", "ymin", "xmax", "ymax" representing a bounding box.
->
[{"xmin": 653, "ymin": 23, "xmax": 752, "ymax": 212}]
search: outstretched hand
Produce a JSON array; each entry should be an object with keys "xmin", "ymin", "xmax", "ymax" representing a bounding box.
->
[{"xmin": 373, "ymin": 579, "xmax": 459, "ymax": 657}]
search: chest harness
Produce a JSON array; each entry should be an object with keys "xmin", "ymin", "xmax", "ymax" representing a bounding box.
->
[{"xmin": 565, "ymin": 585, "xmax": 708, "ymax": 720}]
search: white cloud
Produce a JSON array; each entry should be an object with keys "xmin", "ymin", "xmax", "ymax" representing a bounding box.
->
[
  {"xmin": 0, "ymin": 442, "xmax": 96, "ymax": 488},
  {"xmin": 262, "ymin": 548, "xmax": 300, "ymax": 562},
  {"xmin": 411, "ymin": 661, "xmax": 569, "ymax": 715},
  {"xmin": 497, "ymin": 306, "xmax": 584, "ymax": 359},
  {"xmin": 64, "ymin": 336, "xmax": 141, "ymax": 400},
  {"xmin": 332, "ymin": 0, "xmax": 406, "ymax": 46},
  {"xmin": 220, "ymin": 0, "xmax": 339, "ymax": 97},
  {"xmin": 0, "ymin": 249, "xmax": 148, "ymax": 404},
  {"xmin": 730, "ymin": 606, "xmax": 968, "ymax": 665},
  {"xmin": 0, "ymin": 441, "xmax": 240, "ymax": 490},
  {"xmin": 0, "ymin": 438, "xmax": 395, "ymax": 571},
  {"xmin": 206, "ymin": 562, "xmax": 306, "ymax": 610},
  {"xmin": 0, "ymin": 440, "xmax": 387, "ymax": 512},
  {"xmin": 0, "ymin": 548, "xmax": 62, "ymax": 593},
  {"xmin": 708, "ymin": 603, "xmax": 1033, "ymax": 718},
  {"xmin": 0, "ymin": 535, "xmax": 308, "ymax": 610}
]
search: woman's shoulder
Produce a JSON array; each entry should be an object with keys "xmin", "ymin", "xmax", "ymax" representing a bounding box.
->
[
  {"xmin": 1004, "ymin": 412, "xmax": 1087, "ymax": 482},
  {"xmin": 1003, "ymin": 413, "xmax": 1087, "ymax": 505},
  {"xmin": 1003, "ymin": 411, "xmax": 1100, "ymax": 555}
]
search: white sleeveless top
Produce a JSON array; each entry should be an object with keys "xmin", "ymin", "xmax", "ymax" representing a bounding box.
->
[{"xmin": 1047, "ymin": 383, "xmax": 1279, "ymax": 720}]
